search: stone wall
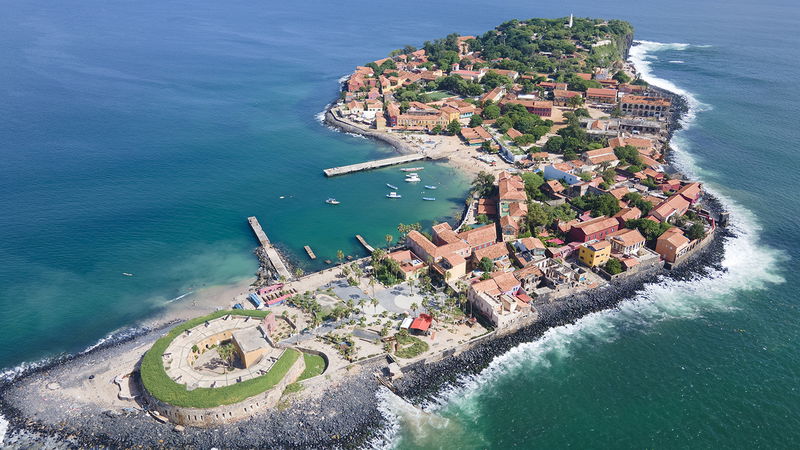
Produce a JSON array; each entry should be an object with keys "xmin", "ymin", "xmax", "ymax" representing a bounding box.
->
[{"xmin": 141, "ymin": 351, "xmax": 305, "ymax": 427}]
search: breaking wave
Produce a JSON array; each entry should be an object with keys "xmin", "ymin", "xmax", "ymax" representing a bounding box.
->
[{"xmin": 372, "ymin": 40, "xmax": 785, "ymax": 448}]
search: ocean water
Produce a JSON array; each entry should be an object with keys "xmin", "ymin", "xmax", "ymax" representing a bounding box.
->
[{"xmin": 1, "ymin": 0, "xmax": 798, "ymax": 447}]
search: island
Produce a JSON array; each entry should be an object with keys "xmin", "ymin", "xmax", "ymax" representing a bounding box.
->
[{"xmin": 0, "ymin": 16, "xmax": 728, "ymax": 448}]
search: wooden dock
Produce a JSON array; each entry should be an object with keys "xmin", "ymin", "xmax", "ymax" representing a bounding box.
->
[
  {"xmin": 304, "ymin": 245, "xmax": 316, "ymax": 260},
  {"xmin": 355, "ymin": 234, "xmax": 374, "ymax": 253},
  {"xmin": 323, "ymin": 154, "xmax": 426, "ymax": 177},
  {"xmin": 247, "ymin": 216, "xmax": 292, "ymax": 280}
]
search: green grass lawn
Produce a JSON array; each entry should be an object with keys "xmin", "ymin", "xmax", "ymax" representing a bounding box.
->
[
  {"xmin": 298, "ymin": 353, "xmax": 327, "ymax": 381},
  {"xmin": 424, "ymin": 90, "xmax": 457, "ymax": 101},
  {"xmin": 395, "ymin": 334, "xmax": 429, "ymax": 359},
  {"xmin": 140, "ymin": 309, "xmax": 300, "ymax": 408}
]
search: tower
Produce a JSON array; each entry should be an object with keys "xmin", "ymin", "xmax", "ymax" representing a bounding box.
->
[{"xmin": 568, "ymin": 14, "xmax": 573, "ymax": 29}]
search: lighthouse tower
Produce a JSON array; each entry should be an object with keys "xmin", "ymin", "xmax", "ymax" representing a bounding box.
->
[{"xmin": 567, "ymin": 14, "xmax": 574, "ymax": 29}]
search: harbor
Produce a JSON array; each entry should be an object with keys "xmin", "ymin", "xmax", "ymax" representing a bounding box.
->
[{"xmin": 323, "ymin": 154, "xmax": 427, "ymax": 177}]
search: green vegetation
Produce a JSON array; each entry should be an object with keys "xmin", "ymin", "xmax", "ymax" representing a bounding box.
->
[
  {"xmin": 687, "ymin": 222, "xmax": 707, "ymax": 240},
  {"xmin": 571, "ymin": 193, "xmax": 621, "ymax": 217},
  {"xmin": 394, "ymin": 333, "xmax": 429, "ymax": 359},
  {"xmin": 472, "ymin": 171, "xmax": 496, "ymax": 197},
  {"xmin": 605, "ymin": 257, "xmax": 624, "ymax": 275},
  {"xmin": 140, "ymin": 310, "xmax": 300, "ymax": 408},
  {"xmin": 526, "ymin": 202, "xmax": 576, "ymax": 230},
  {"xmin": 479, "ymin": 256, "xmax": 494, "ymax": 273},
  {"xmin": 283, "ymin": 382, "xmax": 303, "ymax": 394},
  {"xmin": 626, "ymin": 218, "xmax": 672, "ymax": 241},
  {"xmin": 468, "ymin": 115, "xmax": 484, "ymax": 127},
  {"xmin": 447, "ymin": 119, "xmax": 462, "ymax": 135},
  {"xmin": 482, "ymin": 104, "xmax": 501, "ymax": 120},
  {"xmin": 494, "ymin": 103, "xmax": 552, "ymax": 140},
  {"xmin": 371, "ymin": 249, "xmax": 405, "ymax": 285},
  {"xmin": 298, "ymin": 353, "xmax": 326, "ymax": 381},
  {"xmin": 623, "ymin": 192, "xmax": 653, "ymax": 214}
]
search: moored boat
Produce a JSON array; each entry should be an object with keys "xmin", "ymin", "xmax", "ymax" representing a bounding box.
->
[
  {"xmin": 386, "ymin": 183, "xmax": 399, "ymax": 190},
  {"xmin": 386, "ymin": 192, "xmax": 402, "ymax": 198},
  {"xmin": 325, "ymin": 198, "xmax": 341, "ymax": 205},
  {"xmin": 400, "ymin": 167, "xmax": 424, "ymax": 172},
  {"xmin": 422, "ymin": 197, "xmax": 436, "ymax": 201},
  {"xmin": 424, "ymin": 185, "xmax": 437, "ymax": 190},
  {"xmin": 405, "ymin": 173, "xmax": 421, "ymax": 182}
]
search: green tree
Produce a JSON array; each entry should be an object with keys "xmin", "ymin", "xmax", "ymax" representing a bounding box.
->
[
  {"xmin": 294, "ymin": 267, "xmax": 304, "ymax": 278},
  {"xmin": 385, "ymin": 234, "xmax": 394, "ymax": 248},
  {"xmin": 447, "ymin": 119, "xmax": 462, "ymax": 135},
  {"xmin": 626, "ymin": 219, "xmax": 672, "ymax": 241},
  {"xmin": 469, "ymin": 115, "xmax": 484, "ymax": 127},
  {"xmin": 336, "ymin": 249, "xmax": 345, "ymax": 264},
  {"xmin": 482, "ymin": 104, "xmax": 501, "ymax": 120},
  {"xmin": 613, "ymin": 71, "xmax": 631, "ymax": 84},
  {"xmin": 431, "ymin": 125, "xmax": 443, "ymax": 135},
  {"xmin": 479, "ymin": 257, "xmax": 494, "ymax": 273},
  {"xmin": 605, "ymin": 257, "xmax": 624, "ymax": 275},
  {"xmin": 567, "ymin": 95, "xmax": 585, "ymax": 107},
  {"xmin": 520, "ymin": 172, "xmax": 545, "ymax": 199},
  {"xmin": 476, "ymin": 214, "xmax": 490, "ymax": 224},
  {"xmin": 687, "ymin": 222, "xmax": 706, "ymax": 240},
  {"xmin": 471, "ymin": 171, "xmax": 496, "ymax": 196}
]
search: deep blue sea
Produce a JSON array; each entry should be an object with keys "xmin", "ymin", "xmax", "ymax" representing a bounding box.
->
[{"xmin": 1, "ymin": 0, "xmax": 797, "ymax": 446}]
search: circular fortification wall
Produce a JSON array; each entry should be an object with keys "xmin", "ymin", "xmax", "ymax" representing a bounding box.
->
[{"xmin": 139, "ymin": 310, "xmax": 306, "ymax": 427}]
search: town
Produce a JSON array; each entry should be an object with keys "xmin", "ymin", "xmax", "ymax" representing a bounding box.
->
[{"xmin": 235, "ymin": 17, "xmax": 719, "ymax": 381}]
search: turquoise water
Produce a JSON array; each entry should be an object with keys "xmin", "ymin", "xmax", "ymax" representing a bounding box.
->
[
  {"xmin": 0, "ymin": 1, "xmax": 470, "ymax": 369},
  {"xmin": 1, "ymin": 0, "xmax": 798, "ymax": 447}
]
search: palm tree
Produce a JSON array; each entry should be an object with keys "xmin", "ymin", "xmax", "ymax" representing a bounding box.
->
[
  {"xmin": 370, "ymin": 297, "xmax": 379, "ymax": 313},
  {"xmin": 471, "ymin": 171, "xmax": 495, "ymax": 197},
  {"xmin": 294, "ymin": 267, "xmax": 304, "ymax": 278},
  {"xmin": 408, "ymin": 278, "xmax": 415, "ymax": 295},
  {"xmin": 368, "ymin": 276, "xmax": 376, "ymax": 297},
  {"xmin": 384, "ymin": 234, "xmax": 394, "ymax": 248},
  {"xmin": 410, "ymin": 302, "xmax": 419, "ymax": 315},
  {"xmin": 336, "ymin": 249, "xmax": 345, "ymax": 264}
]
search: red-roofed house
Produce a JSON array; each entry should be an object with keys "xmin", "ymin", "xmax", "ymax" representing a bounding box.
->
[
  {"xmin": 586, "ymin": 88, "xmax": 618, "ymax": 103},
  {"xmin": 651, "ymin": 195, "xmax": 690, "ymax": 222},
  {"xmin": 568, "ymin": 216, "xmax": 620, "ymax": 242},
  {"xmin": 409, "ymin": 313, "xmax": 433, "ymax": 334}
]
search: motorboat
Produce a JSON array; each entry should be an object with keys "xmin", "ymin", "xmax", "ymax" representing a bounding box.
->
[
  {"xmin": 386, "ymin": 192, "xmax": 402, "ymax": 198},
  {"xmin": 400, "ymin": 167, "xmax": 424, "ymax": 172},
  {"xmin": 405, "ymin": 173, "xmax": 421, "ymax": 182},
  {"xmin": 422, "ymin": 197, "xmax": 436, "ymax": 201},
  {"xmin": 424, "ymin": 185, "xmax": 437, "ymax": 190},
  {"xmin": 386, "ymin": 183, "xmax": 399, "ymax": 190},
  {"xmin": 325, "ymin": 198, "xmax": 341, "ymax": 205}
]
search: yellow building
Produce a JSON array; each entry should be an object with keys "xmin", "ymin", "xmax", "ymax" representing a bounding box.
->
[{"xmin": 578, "ymin": 240, "xmax": 611, "ymax": 267}]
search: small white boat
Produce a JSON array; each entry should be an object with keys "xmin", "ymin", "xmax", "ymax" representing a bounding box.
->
[
  {"xmin": 325, "ymin": 198, "xmax": 341, "ymax": 205},
  {"xmin": 422, "ymin": 197, "xmax": 436, "ymax": 201},
  {"xmin": 122, "ymin": 273, "xmax": 134, "ymax": 277},
  {"xmin": 400, "ymin": 167, "xmax": 424, "ymax": 172},
  {"xmin": 386, "ymin": 183, "xmax": 399, "ymax": 190},
  {"xmin": 405, "ymin": 175, "xmax": 420, "ymax": 182},
  {"xmin": 386, "ymin": 192, "xmax": 402, "ymax": 198},
  {"xmin": 424, "ymin": 185, "xmax": 437, "ymax": 190}
]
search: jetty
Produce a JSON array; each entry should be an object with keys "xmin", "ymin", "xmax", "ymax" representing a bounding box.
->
[
  {"xmin": 247, "ymin": 216, "xmax": 292, "ymax": 280},
  {"xmin": 355, "ymin": 234, "xmax": 374, "ymax": 253},
  {"xmin": 323, "ymin": 154, "xmax": 426, "ymax": 177},
  {"xmin": 304, "ymin": 245, "xmax": 317, "ymax": 260}
]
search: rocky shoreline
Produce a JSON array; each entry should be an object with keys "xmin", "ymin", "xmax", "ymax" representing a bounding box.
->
[{"xmin": 0, "ymin": 195, "xmax": 730, "ymax": 450}]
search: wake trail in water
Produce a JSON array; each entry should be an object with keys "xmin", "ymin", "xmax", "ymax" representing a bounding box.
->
[{"xmin": 371, "ymin": 40, "xmax": 786, "ymax": 449}]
